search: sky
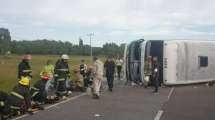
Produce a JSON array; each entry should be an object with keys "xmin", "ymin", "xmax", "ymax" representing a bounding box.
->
[{"xmin": 0, "ymin": 0, "xmax": 215, "ymax": 46}]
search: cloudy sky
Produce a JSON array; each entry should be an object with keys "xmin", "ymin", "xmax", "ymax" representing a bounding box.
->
[{"xmin": 0, "ymin": 0, "xmax": 215, "ymax": 46}]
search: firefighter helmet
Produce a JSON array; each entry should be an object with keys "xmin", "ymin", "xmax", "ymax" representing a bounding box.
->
[
  {"xmin": 61, "ymin": 54, "xmax": 69, "ymax": 60},
  {"xmin": 19, "ymin": 77, "xmax": 30, "ymax": 86}
]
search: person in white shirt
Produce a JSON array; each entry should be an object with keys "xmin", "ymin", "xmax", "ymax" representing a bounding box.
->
[{"xmin": 92, "ymin": 56, "xmax": 104, "ymax": 99}]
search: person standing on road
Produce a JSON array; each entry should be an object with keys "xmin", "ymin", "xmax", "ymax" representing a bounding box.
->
[
  {"xmin": 144, "ymin": 56, "xmax": 152, "ymax": 87},
  {"xmin": 152, "ymin": 57, "xmax": 159, "ymax": 93},
  {"xmin": 18, "ymin": 54, "xmax": 32, "ymax": 80},
  {"xmin": 92, "ymin": 56, "xmax": 104, "ymax": 99},
  {"xmin": 54, "ymin": 54, "xmax": 70, "ymax": 98},
  {"xmin": 115, "ymin": 57, "xmax": 123, "ymax": 80},
  {"xmin": 104, "ymin": 56, "xmax": 116, "ymax": 92}
]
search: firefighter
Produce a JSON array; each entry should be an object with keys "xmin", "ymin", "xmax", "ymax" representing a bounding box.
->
[
  {"xmin": 152, "ymin": 57, "xmax": 159, "ymax": 93},
  {"xmin": 104, "ymin": 56, "xmax": 116, "ymax": 92},
  {"xmin": 115, "ymin": 57, "xmax": 123, "ymax": 80},
  {"xmin": 31, "ymin": 75, "xmax": 50, "ymax": 105},
  {"xmin": 79, "ymin": 59, "xmax": 87, "ymax": 78},
  {"xmin": 18, "ymin": 54, "xmax": 32, "ymax": 80},
  {"xmin": 0, "ymin": 91, "xmax": 11, "ymax": 120},
  {"xmin": 40, "ymin": 60, "xmax": 54, "ymax": 92},
  {"xmin": 92, "ymin": 56, "xmax": 104, "ymax": 99},
  {"xmin": 54, "ymin": 54, "xmax": 70, "ymax": 97},
  {"xmin": 9, "ymin": 77, "xmax": 33, "ymax": 115}
]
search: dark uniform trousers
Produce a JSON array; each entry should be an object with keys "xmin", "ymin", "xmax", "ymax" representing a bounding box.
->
[
  {"xmin": 31, "ymin": 80, "xmax": 47, "ymax": 103},
  {"xmin": 107, "ymin": 75, "xmax": 114, "ymax": 89}
]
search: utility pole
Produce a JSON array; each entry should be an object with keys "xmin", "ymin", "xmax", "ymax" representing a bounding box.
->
[{"xmin": 87, "ymin": 33, "xmax": 94, "ymax": 62}]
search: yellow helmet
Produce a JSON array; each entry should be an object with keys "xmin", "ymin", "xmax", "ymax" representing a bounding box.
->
[{"xmin": 19, "ymin": 77, "xmax": 30, "ymax": 86}]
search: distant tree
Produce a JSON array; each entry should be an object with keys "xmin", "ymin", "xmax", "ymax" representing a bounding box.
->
[
  {"xmin": 4, "ymin": 28, "xmax": 125, "ymax": 57},
  {"xmin": 0, "ymin": 28, "xmax": 11, "ymax": 54},
  {"xmin": 102, "ymin": 43, "xmax": 120, "ymax": 57}
]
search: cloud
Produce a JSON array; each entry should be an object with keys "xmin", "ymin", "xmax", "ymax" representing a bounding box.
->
[{"xmin": 0, "ymin": 0, "xmax": 215, "ymax": 44}]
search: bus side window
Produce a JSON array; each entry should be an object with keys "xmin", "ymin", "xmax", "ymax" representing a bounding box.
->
[{"xmin": 199, "ymin": 56, "xmax": 208, "ymax": 67}]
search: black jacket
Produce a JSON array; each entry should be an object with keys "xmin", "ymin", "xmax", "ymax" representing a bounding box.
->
[
  {"xmin": 152, "ymin": 63, "xmax": 159, "ymax": 79},
  {"xmin": 0, "ymin": 91, "xmax": 11, "ymax": 115},
  {"xmin": 10, "ymin": 84, "xmax": 31, "ymax": 109},
  {"xmin": 18, "ymin": 60, "xmax": 32, "ymax": 79},
  {"xmin": 104, "ymin": 60, "xmax": 116, "ymax": 76},
  {"xmin": 54, "ymin": 59, "xmax": 70, "ymax": 78}
]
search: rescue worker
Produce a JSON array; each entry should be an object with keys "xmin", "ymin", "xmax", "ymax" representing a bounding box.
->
[
  {"xmin": 115, "ymin": 57, "xmax": 123, "ymax": 80},
  {"xmin": 144, "ymin": 56, "xmax": 152, "ymax": 87},
  {"xmin": 0, "ymin": 91, "xmax": 11, "ymax": 120},
  {"xmin": 92, "ymin": 56, "xmax": 104, "ymax": 99},
  {"xmin": 72, "ymin": 69, "xmax": 85, "ymax": 91},
  {"xmin": 18, "ymin": 54, "xmax": 32, "ymax": 80},
  {"xmin": 79, "ymin": 59, "xmax": 87, "ymax": 78},
  {"xmin": 54, "ymin": 54, "xmax": 70, "ymax": 97},
  {"xmin": 104, "ymin": 56, "xmax": 116, "ymax": 92},
  {"xmin": 40, "ymin": 60, "xmax": 54, "ymax": 92},
  {"xmin": 31, "ymin": 74, "xmax": 50, "ymax": 104},
  {"xmin": 152, "ymin": 57, "xmax": 159, "ymax": 93},
  {"xmin": 9, "ymin": 77, "xmax": 33, "ymax": 115}
]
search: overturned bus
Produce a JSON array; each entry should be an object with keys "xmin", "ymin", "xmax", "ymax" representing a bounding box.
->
[{"xmin": 123, "ymin": 39, "xmax": 215, "ymax": 85}]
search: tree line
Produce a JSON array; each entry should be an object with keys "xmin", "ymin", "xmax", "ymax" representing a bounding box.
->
[{"xmin": 0, "ymin": 28, "xmax": 125, "ymax": 57}]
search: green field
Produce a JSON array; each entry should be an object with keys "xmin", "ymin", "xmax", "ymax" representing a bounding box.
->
[{"xmin": 0, "ymin": 55, "xmax": 105, "ymax": 92}]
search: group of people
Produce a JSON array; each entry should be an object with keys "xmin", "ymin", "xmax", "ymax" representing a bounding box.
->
[
  {"xmin": 0, "ymin": 54, "xmax": 124, "ymax": 119},
  {"xmin": 0, "ymin": 54, "xmax": 72, "ymax": 119},
  {"xmin": 89, "ymin": 56, "xmax": 123, "ymax": 99}
]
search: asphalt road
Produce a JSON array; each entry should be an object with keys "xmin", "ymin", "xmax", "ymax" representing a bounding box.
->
[
  {"xmin": 12, "ymin": 82, "xmax": 215, "ymax": 120},
  {"xmin": 161, "ymin": 84, "xmax": 215, "ymax": 120}
]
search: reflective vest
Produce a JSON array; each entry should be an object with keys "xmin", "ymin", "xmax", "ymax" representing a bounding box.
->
[
  {"xmin": 40, "ymin": 64, "xmax": 54, "ymax": 77},
  {"xmin": 0, "ymin": 101, "xmax": 4, "ymax": 107}
]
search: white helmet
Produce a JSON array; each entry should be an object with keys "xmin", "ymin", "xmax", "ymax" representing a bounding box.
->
[{"xmin": 61, "ymin": 54, "xmax": 69, "ymax": 60}]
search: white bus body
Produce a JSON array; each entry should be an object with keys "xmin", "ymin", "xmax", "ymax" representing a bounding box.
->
[{"xmin": 124, "ymin": 39, "xmax": 215, "ymax": 85}]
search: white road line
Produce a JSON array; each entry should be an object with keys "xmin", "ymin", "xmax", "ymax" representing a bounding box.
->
[
  {"xmin": 12, "ymin": 114, "xmax": 28, "ymax": 120},
  {"xmin": 45, "ymin": 93, "xmax": 86, "ymax": 110},
  {"xmin": 154, "ymin": 87, "xmax": 174, "ymax": 120},
  {"xmin": 168, "ymin": 87, "xmax": 174, "ymax": 100},
  {"xmin": 12, "ymin": 93, "xmax": 86, "ymax": 120},
  {"xmin": 154, "ymin": 110, "xmax": 164, "ymax": 120}
]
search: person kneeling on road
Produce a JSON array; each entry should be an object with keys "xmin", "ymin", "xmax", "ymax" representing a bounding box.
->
[
  {"xmin": 9, "ymin": 77, "xmax": 33, "ymax": 115},
  {"xmin": 0, "ymin": 91, "xmax": 12, "ymax": 120},
  {"xmin": 71, "ymin": 69, "xmax": 85, "ymax": 92}
]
